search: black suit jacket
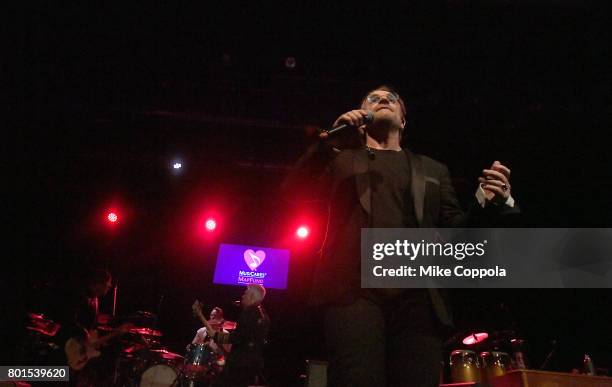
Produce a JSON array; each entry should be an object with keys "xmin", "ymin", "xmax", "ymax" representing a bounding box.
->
[
  {"xmin": 213, "ymin": 304, "xmax": 270, "ymax": 366},
  {"xmin": 284, "ymin": 142, "xmax": 519, "ymax": 327}
]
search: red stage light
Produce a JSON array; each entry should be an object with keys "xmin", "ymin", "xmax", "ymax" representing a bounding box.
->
[
  {"xmin": 205, "ymin": 218, "xmax": 217, "ymax": 232},
  {"xmin": 107, "ymin": 212, "xmax": 118, "ymax": 223},
  {"xmin": 296, "ymin": 226, "xmax": 309, "ymax": 239}
]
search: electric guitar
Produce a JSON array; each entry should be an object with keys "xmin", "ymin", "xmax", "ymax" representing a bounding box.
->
[
  {"xmin": 191, "ymin": 300, "xmax": 218, "ymax": 336},
  {"xmin": 191, "ymin": 300, "xmax": 232, "ymax": 354},
  {"xmin": 65, "ymin": 324, "xmax": 132, "ymax": 370}
]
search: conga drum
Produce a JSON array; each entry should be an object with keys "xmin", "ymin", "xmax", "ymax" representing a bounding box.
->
[
  {"xmin": 480, "ymin": 351, "xmax": 511, "ymax": 384},
  {"xmin": 449, "ymin": 349, "xmax": 481, "ymax": 383}
]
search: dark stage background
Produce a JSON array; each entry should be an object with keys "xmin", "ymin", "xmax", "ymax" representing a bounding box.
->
[{"xmin": 5, "ymin": 1, "xmax": 612, "ymax": 384}]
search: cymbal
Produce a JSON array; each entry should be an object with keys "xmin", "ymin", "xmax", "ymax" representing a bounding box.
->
[
  {"xmin": 131, "ymin": 310, "xmax": 157, "ymax": 319},
  {"xmin": 121, "ymin": 344, "xmax": 147, "ymax": 355},
  {"xmin": 28, "ymin": 312, "xmax": 46, "ymax": 321},
  {"xmin": 511, "ymin": 338, "xmax": 526, "ymax": 346},
  {"xmin": 222, "ymin": 321, "xmax": 237, "ymax": 330},
  {"xmin": 129, "ymin": 327, "xmax": 163, "ymax": 337},
  {"xmin": 27, "ymin": 326, "xmax": 50, "ymax": 335},
  {"xmin": 28, "ymin": 313, "xmax": 57, "ymax": 325},
  {"xmin": 462, "ymin": 332, "xmax": 489, "ymax": 345},
  {"xmin": 26, "ymin": 312, "xmax": 61, "ymax": 337},
  {"xmin": 26, "ymin": 324, "xmax": 60, "ymax": 336},
  {"xmin": 150, "ymin": 349, "xmax": 184, "ymax": 361}
]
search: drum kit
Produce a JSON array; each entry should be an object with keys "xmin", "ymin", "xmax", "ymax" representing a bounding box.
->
[
  {"xmin": 444, "ymin": 330, "xmax": 528, "ymax": 385},
  {"xmin": 20, "ymin": 313, "xmax": 62, "ymax": 360},
  {"xmin": 116, "ymin": 316, "xmax": 238, "ymax": 386},
  {"xmin": 23, "ymin": 311, "xmax": 237, "ymax": 387}
]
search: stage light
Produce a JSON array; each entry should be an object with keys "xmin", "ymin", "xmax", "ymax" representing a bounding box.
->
[
  {"xmin": 285, "ymin": 56, "xmax": 296, "ymax": 69},
  {"xmin": 107, "ymin": 212, "xmax": 118, "ymax": 223},
  {"xmin": 205, "ymin": 218, "xmax": 217, "ymax": 232},
  {"xmin": 171, "ymin": 159, "xmax": 184, "ymax": 175},
  {"xmin": 296, "ymin": 226, "xmax": 309, "ymax": 239}
]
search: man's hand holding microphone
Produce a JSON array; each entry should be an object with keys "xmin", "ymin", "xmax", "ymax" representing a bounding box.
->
[{"xmin": 319, "ymin": 109, "xmax": 373, "ymax": 149}]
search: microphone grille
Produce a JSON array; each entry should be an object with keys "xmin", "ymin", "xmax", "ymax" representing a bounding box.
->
[{"xmin": 364, "ymin": 111, "xmax": 374, "ymax": 124}]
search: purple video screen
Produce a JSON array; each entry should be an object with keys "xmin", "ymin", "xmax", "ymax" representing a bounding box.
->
[{"xmin": 213, "ymin": 243, "xmax": 290, "ymax": 289}]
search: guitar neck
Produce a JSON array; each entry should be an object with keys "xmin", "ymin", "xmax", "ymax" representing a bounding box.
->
[
  {"xmin": 91, "ymin": 328, "xmax": 125, "ymax": 347},
  {"xmin": 196, "ymin": 312, "xmax": 216, "ymax": 333}
]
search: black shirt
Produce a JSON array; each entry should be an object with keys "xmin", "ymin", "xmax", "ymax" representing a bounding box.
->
[
  {"xmin": 366, "ymin": 148, "xmax": 429, "ymax": 304},
  {"xmin": 369, "ymin": 149, "xmax": 417, "ymax": 228}
]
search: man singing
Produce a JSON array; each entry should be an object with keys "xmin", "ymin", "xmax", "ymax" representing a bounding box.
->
[{"xmin": 284, "ymin": 85, "xmax": 519, "ymax": 387}]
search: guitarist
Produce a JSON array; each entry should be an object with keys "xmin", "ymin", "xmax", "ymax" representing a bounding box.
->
[
  {"xmin": 193, "ymin": 284, "xmax": 270, "ymax": 387},
  {"xmin": 55, "ymin": 269, "xmax": 117, "ymax": 385},
  {"xmin": 190, "ymin": 306, "xmax": 231, "ymax": 357}
]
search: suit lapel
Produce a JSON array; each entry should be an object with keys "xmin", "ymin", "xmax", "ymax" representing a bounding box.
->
[
  {"xmin": 405, "ymin": 149, "xmax": 425, "ymax": 227},
  {"xmin": 353, "ymin": 149, "xmax": 371, "ymax": 216}
]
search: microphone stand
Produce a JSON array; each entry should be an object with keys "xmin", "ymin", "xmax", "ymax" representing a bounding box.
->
[
  {"xmin": 154, "ymin": 294, "xmax": 164, "ymax": 329},
  {"xmin": 112, "ymin": 280, "xmax": 118, "ymax": 384},
  {"xmin": 112, "ymin": 281, "xmax": 118, "ymax": 317},
  {"xmin": 540, "ymin": 340, "xmax": 557, "ymax": 370}
]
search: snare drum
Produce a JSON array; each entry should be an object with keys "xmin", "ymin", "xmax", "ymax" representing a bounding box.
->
[
  {"xmin": 480, "ymin": 351, "xmax": 511, "ymax": 384},
  {"xmin": 449, "ymin": 349, "xmax": 481, "ymax": 383},
  {"xmin": 139, "ymin": 364, "xmax": 180, "ymax": 387}
]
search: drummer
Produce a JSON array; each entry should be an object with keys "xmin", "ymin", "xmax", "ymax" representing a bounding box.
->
[{"xmin": 190, "ymin": 307, "xmax": 231, "ymax": 356}]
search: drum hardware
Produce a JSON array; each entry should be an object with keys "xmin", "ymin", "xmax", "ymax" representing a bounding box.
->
[
  {"xmin": 20, "ymin": 313, "xmax": 62, "ymax": 364},
  {"xmin": 186, "ymin": 300, "xmax": 232, "ymax": 384},
  {"xmin": 95, "ymin": 320, "xmax": 186, "ymax": 386},
  {"xmin": 510, "ymin": 338, "xmax": 527, "ymax": 369},
  {"xmin": 26, "ymin": 313, "xmax": 61, "ymax": 337},
  {"xmin": 183, "ymin": 343, "xmax": 220, "ymax": 380},
  {"xmin": 22, "ymin": 307, "xmax": 222, "ymax": 386},
  {"xmin": 130, "ymin": 327, "xmax": 163, "ymax": 337},
  {"xmin": 124, "ymin": 326, "xmax": 164, "ymax": 348},
  {"xmin": 446, "ymin": 329, "xmax": 530, "ymax": 385},
  {"xmin": 118, "ymin": 343, "xmax": 187, "ymax": 386},
  {"xmin": 583, "ymin": 354, "xmax": 596, "ymax": 375},
  {"xmin": 150, "ymin": 349, "xmax": 184, "ymax": 363}
]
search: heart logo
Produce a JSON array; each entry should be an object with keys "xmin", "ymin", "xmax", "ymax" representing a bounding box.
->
[{"xmin": 243, "ymin": 249, "xmax": 266, "ymax": 271}]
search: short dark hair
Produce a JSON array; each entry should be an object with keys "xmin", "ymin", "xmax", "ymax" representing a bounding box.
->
[
  {"xmin": 212, "ymin": 307, "xmax": 224, "ymax": 318},
  {"xmin": 361, "ymin": 84, "xmax": 407, "ymax": 119}
]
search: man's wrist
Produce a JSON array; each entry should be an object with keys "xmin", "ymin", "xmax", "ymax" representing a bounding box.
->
[{"xmin": 475, "ymin": 186, "xmax": 515, "ymax": 208}]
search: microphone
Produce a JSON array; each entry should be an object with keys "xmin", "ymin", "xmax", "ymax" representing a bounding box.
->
[
  {"xmin": 367, "ymin": 147, "xmax": 375, "ymax": 159},
  {"xmin": 324, "ymin": 111, "xmax": 373, "ymax": 135},
  {"xmin": 233, "ymin": 300, "xmax": 241, "ymax": 307}
]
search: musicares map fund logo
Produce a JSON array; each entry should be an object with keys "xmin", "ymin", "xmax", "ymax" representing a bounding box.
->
[{"xmin": 238, "ymin": 249, "xmax": 268, "ymax": 284}]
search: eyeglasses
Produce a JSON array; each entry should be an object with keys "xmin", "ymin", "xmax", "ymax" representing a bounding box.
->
[{"xmin": 365, "ymin": 93, "xmax": 400, "ymax": 105}]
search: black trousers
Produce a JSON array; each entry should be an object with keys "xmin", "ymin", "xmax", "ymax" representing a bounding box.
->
[
  {"xmin": 211, "ymin": 351, "xmax": 264, "ymax": 387},
  {"xmin": 324, "ymin": 292, "xmax": 442, "ymax": 387}
]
